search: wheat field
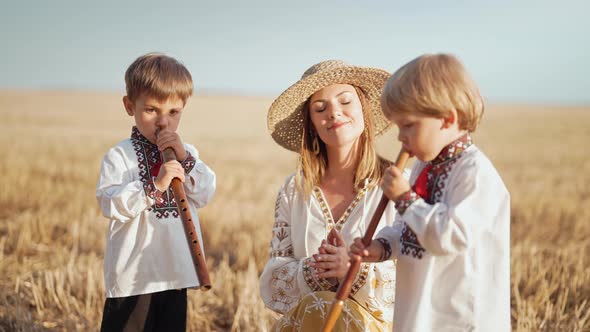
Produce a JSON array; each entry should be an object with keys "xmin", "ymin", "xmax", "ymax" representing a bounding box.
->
[{"xmin": 0, "ymin": 91, "xmax": 588, "ymax": 331}]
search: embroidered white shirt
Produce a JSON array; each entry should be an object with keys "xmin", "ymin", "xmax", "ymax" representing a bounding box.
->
[
  {"xmin": 96, "ymin": 131, "xmax": 215, "ymax": 298},
  {"xmin": 259, "ymin": 174, "xmax": 398, "ymax": 323},
  {"xmin": 377, "ymin": 144, "xmax": 511, "ymax": 332}
]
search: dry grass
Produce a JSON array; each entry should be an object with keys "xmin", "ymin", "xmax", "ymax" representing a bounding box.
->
[{"xmin": 0, "ymin": 91, "xmax": 588, "ymax": 331}]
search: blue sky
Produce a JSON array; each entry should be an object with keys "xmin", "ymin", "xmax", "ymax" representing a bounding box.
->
[{"xmin": 1, "ymin": 0, "xmax": 588, "ymax": 104}]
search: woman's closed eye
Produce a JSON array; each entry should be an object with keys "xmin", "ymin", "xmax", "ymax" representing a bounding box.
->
[{"xmin": 311, "ymin": 103, "xmax": 326, "ymax": 112}]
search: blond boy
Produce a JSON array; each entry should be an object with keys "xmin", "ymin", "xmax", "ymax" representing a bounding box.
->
[
  {"xmin": 97, "ymin": 53, "xmax": 215, "ymax": 331},
  {"xmin": 351, "ymin": 54, "xmax": 510, "ymax": 331}
]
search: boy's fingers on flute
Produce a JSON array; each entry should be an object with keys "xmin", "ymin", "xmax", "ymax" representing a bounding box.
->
[
  {"xmin": 168, "ymin": 163, "xmax": 186, "ymax": 182},
  {"xmin": 387, "ymin": 165, "xmax": 404, "ymax": 178},
  {"xmin": 156, "ymin": 161, "xmax": 186, "ymax": 189},
  {"xmin": 350, "ymin": 238, "xmax": 368, "ymax": 256},
  {"xmin": 349, "ymin": 253, "xmax": 364, "ymax": 265}
]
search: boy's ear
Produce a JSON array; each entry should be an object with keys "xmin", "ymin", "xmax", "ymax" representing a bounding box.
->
[
  {"xmin": 123, "ymin": 96, "xmax": 134, "ymax": 116},
  {"xmin": 442, "ymin": 110, "xmax": 457, "ymax": 129}
]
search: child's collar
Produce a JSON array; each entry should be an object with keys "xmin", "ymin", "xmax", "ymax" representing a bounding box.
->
[
  {"xmin": 431, "ymin": 133, "xmax": 473, "ymax": 165},
  {"xmin": 130, "ymin": 126, "xmax": 155, "ymax": 146}
]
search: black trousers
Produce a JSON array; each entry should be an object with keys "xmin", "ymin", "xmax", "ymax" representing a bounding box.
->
[{"xmin": 100, "ymin": 289, "xmax": 187, "ymax": 332}]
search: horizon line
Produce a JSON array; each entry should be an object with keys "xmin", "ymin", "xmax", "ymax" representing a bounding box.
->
[{"xmin": 1, "ymin": 87, "xmax": 589, "ymax": 108}]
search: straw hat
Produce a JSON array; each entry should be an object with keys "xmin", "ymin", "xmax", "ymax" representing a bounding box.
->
[{"xmin": 267, "ymin": 60, "xmax": 391, "ymax": 152}]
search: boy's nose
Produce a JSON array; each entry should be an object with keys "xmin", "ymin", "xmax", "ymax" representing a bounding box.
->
[
  {"xmin": 397, "ymin": 130, "xmax": 404, "ymax": 142},
  {"xmin": 156, "ymin": 116, "xmax": 168, "ymax": 129}
]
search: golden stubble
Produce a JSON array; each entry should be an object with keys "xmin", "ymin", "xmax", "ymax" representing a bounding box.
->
[{"xmin": 0, "ymin": 91, "xmax": 588, "ymax": 331}]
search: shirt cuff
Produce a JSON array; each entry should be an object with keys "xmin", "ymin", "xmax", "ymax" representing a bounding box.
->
[
  {"xmin": 376, "ymin": 238, "xmax": 392, "ymax": 261},
  {"xmin": 350, "ymin": 263, "xmax": 371, "ymax": 296},
  {"xmin": 302, "ymin": 257, "xmax": 339, "ymax": 292},
  {"xmin": 180, "ymin": 152, "xmax": 197, "ymax": 174},
  {"xmin": 394, "ymin": 190, "xmax": 419, "ymax": 215},
  {"xmin": 144, "ymin": 176, "xmax": 165, "ymax": 204}
]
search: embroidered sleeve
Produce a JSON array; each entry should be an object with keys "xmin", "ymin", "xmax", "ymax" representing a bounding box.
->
[
  {"xmin": 369, "ymin": 261, "xmax": 396, "ymax": 322},
  {"xmin": 143, "ymin": 176, "xmax": 165, "ymax": 204},
  {"xmin": 270, "ymin": 221, "xmax": 294, "ymax": 258},
  {"xmin": 182, "ymin": 144, "xmax": 216, "ymax": 208},
  {"xmin": 302, "ymin": 257, "xmax": 339, "ymax": 292},
  {"xmin": 350, "ymin": 263, "xmax": 371, "ymax": 295},
  {"xmin": 375, "ymin": 218, "xmax": 404, "ymax": 261},
  {"xmin": 403, "ymin": 156, "xmax": 510, "ymax": 256},
  {"xmin": 96, "ymin": 146, "xmax": 153, "ymax": 222},
  {"xmin": 260, "ymin": 185, "xmax": 302, "ymax": 313},
  {"xmin": 269, "ymin": 189, "xmax": 294, "ymax": 257},
  {"xmin": 264, "ymin": 263, "xmax": 300, "ymax": 312},
  {"xmin": 376, "ymin": 238, "xmax": 393, "ymax": 261},
  {"xmin": 394, "ymin": 190, "xmax": 419, "ymax": 215},
  {"xmin": 180, "ymin": 151, "xmax": 196, "ymax": 174},
  {"xmin": 338, "ymin": 191, "xmax": 397, "ymax": 323},
  {"xmin": 301, "ymin": 259, "xmax": 368, "ymax": 294},
  {"xmin": 260, "ymin": 178, "xmax": 331, "ymax": 314}
]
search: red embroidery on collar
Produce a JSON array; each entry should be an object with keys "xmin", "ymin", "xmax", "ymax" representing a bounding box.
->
[{"xmin": 131, "ymin": 127, "xmax": 179, "ymax": 219}]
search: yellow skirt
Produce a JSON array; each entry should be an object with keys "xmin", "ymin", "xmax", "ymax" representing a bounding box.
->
[{"xmin": 272, "ymin": 291, "xmax": 391, "ymax": 332}]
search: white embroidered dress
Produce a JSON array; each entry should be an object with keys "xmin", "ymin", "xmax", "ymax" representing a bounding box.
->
[
  {"xmin": 259, "ymin": 174, "xmax": 398, "ymax": 326},
  {"xmin": 376, "ymin": 135, "xmax": 511, "ymax": 332},
  {"xmin": 96, "ymin": 127, "xmax": 216, "ymax": 298}
]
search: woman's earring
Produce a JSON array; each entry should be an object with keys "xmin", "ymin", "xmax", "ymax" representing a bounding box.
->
[{"xmin": 312, "ymin": 134, "xmax": 320, "ymax": 155}]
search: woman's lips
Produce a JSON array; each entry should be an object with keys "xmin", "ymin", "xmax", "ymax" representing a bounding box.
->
[{"xmin": 329, "ymin": 121, "xmax": 350, "ymax": 130}]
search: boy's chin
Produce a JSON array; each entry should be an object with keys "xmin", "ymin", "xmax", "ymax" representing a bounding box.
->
[{"xmin": 415, "ymin": 153, "xmax": 432, "ymax": 163}]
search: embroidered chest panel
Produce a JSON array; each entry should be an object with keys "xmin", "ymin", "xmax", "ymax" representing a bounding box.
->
[
  {"xmin": 131, "ymin": 129, "xmax": 179, "ymax": 219},
  {"xmin": 313, "ymin": 185, "xmax": 368, "ymax": 233},
  {"xmin": 400, "ymin": 134, "xmax": 472, "ymax": 259}
]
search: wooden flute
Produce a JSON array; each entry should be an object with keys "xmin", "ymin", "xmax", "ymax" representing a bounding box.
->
[
  {"xmin": 322, "ymin": 148, "xmax": 410, "ymax": 332},
  {"xmin": 162, "ymin": 147, "xmax": 212, "ymax": 291}
]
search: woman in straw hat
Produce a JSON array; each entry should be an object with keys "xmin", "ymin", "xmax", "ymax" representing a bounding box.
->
[{"xmin": 259, "ymin": 60, "xmax": 398, "ymax": 331}]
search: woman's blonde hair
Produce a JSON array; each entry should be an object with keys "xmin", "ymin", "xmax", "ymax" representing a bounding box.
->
[
  {"xmin": 381, "ymin": 53, "xmax": 484, "ymax": 132},
  {"xmin": 296, "ymin": 86, "xmax": 389, "ymax": 196}
]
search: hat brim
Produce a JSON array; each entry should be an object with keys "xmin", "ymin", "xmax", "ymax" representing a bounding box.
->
[{"xmin": 268, "ymin": 66, "xmax": 391, "ymax": 152}]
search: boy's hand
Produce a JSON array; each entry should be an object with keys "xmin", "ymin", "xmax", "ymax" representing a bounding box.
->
[
  {"xmin": 381, "ymin": 166, "xmax": 411, "ymax": 201},
  {"xmin": 311, "ymin": 229, "xmax": 350, "ymax": 281},
  {"xmin": 154, "ymin": 160, "xmax": 185, "ymax": 191},
  {"xmin": 156, "ymin": 129, "xmax": 187, "ymax": 161},
  {"xmin": 350, "ymin": 237, "xmax": 383, "ymax": 263}
]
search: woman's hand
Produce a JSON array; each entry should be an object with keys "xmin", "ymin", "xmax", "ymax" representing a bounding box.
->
[{"xmin": 311, "ymin": 228, "xmax": 350, "ymax": 281}]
